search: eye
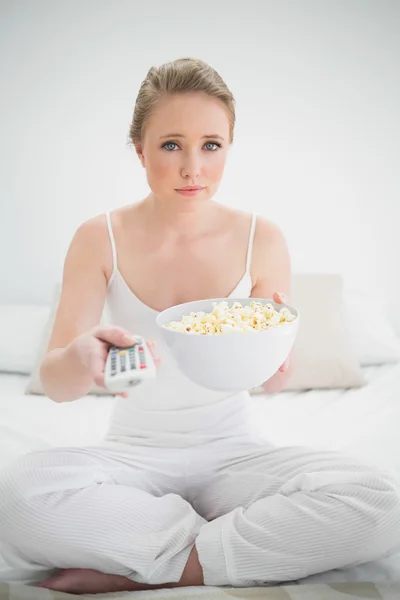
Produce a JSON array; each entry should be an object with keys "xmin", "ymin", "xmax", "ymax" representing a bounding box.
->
[
  {"xmin": 162, "ymin": 142, "xmax": 179, "ymax": 151},
  {"xmin": 204, "ymin": 142, "xmax": 222, "ymax": 151}
]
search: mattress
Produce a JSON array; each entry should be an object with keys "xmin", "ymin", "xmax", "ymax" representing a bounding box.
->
[
  {"xmin": 1, "ymin": 366, "xmax": 400, "ymax": 592},
  {"xmin": 0, "ymin": 373, "xmax": 116, "ymax": 469},
  {"xmin": 0, "ymin": 581, "xmax": 400, "ymax": 600},
  {"xmin": 2, "ymin": 365, "xmax": 400, "ymax": 465},
  {"xmin": 250, "ymin": 364, "xmax": 400, "ymax": 476}
]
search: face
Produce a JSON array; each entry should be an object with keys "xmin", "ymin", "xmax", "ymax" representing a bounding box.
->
[{"xmin": 135, "ymin": 92, "xmax": 231, "ymax": 210}]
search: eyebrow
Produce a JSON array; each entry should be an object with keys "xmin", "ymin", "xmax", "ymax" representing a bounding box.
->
[{"xmin": 159, "ymin": 133, "xmax": 225, "ymax": 141}]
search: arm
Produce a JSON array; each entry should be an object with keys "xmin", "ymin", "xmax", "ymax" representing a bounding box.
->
[
  {"xmin": 250, "ymin": 218, "xmax": 295, "ymax": 394},
  {"xmin": 39, "ymin": 216, "xmax": 111, "ymax": 402}
]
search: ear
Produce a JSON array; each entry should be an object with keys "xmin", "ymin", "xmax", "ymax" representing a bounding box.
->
[{"xmin": 135, "ymin": 143, "xmax": 146, "ymax": 168}]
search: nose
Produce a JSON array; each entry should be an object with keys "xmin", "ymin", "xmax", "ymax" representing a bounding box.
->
[{"xmin": 181, "ymin": 150, "xmax": 201, "ymax": 182}]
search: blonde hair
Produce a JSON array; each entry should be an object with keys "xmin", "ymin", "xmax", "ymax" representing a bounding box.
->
[{"xmin": 129, "ymin": 58, "xmax": 235, "ymax": 145}]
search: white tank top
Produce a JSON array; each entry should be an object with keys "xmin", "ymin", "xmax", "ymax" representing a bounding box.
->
[{"xmin": 104, "ymin": 211, "xmax": 260, "ymax": 448}]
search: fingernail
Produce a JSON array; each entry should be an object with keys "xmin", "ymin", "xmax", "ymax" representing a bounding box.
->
[{"xmin": 124, "ymin": 335, "xmax": 134, "ymax": 344}]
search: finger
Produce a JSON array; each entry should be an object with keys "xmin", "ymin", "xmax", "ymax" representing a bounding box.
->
[
  {"xmin": 279, "ymin": 358, "xmax": 290, "ymax": 372},
  {"xmin": 147, "ymin": 340, "xmax": 161, "ymax": 367},
  {"xmin": 88, "ymin": 346, "xmax": 108, "ymax": 389},
  {"xmin": 115, "ymin": 392, "xmax": 129, "ymax": 398},
  {"xmin": 273, "ymin": 292, "xmax": 287, "ymax": 304},
  {"xmin": 93, "ymin": 371, "xmax": 106, "ymax": 388},
  {"xmin": 94, "ymin": 325, "xmax": 136, "ymax": 348}
]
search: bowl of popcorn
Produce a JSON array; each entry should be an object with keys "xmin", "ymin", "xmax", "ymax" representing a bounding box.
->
[{"xmin": 156, "ymin": 298, "xmax": 299, "ymax": 392}]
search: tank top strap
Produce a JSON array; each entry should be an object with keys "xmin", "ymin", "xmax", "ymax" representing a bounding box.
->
[
  {"xmin": 245, "ymin": 213, "xmax": 257, "ymax": 273},
  {"xmin": 105, "ymin": 211, "xmax": 118, "ymax": 284}
]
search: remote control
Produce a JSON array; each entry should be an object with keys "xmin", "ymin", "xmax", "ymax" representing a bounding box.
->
[{"xmin": 104, "ymin": 336, "xmax": 156, "ymax": 393}]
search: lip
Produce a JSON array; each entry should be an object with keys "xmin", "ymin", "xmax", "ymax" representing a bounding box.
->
[
  {"xmin": 177, "ymin": 186, "xmax": 205, "ymax": 191},
  {"xmin": 175, "ymin": 186, "xmax": 205, "ymax": 197}
]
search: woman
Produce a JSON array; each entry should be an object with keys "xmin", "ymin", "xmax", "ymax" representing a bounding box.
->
[{"xmin": 1, "ymin": 58, "xmax": 399, "ymax": 594}]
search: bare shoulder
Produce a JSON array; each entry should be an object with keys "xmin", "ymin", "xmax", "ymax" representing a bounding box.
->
[
  {"xmin": 45, "ymin": 213, "xmax": 112, "ymax": 352},
  {"xmin": 71, "ymin": 212, "xmax": 112, "ymax": 244},
  {"xmin": 70, "ymin": 205, "xmax": 137, "ymax": 279},
  {"xmin": 217, "ymin": 206, "xmax": 286, "ymax": 247},
  {"xmin": 75, "ymin": 203, "xmax": 135, "ymax": 238},
  {"xmin": 253, "ymin": 215, "xmax": 288, "ymax": 251},
  {"xmin": 215, "ymin": 204, "xmax": 254, "ymax": 232},
  {"xmin": 66, "ymin": 213, "xmax": 111, "ymax": 276},
  {"xmin": 251, "ymin": 215, "xmax": 291, "ymax": 297}
]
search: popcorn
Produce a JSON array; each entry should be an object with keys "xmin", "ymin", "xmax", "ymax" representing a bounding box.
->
[{"xmin": 164, "ymin": 301, "xmax": 296, "ymax": 335}]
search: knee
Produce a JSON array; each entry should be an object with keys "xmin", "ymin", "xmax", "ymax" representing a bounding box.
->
[
  {"xmin": 335, "ymin": 462, "xmax": 400, "ymax": 516},
  {"xmin": 318, "ymin": 461, "xmax": 400, "ymax": 554},
  {"xmin": 341, "ymin": 464, "xmax": 400, "ymax": 558},
  {"xmin": 282, "ymin": 457, "xmax": 400, "ymax": 554},
  {"xmin": 355, "ymin": 465, "xmax": 400, "ymax": 538}
]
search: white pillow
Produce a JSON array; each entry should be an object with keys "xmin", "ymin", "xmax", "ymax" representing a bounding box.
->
[
  {"xmin": 282, "ymin": 273, "xmax": 365, "ymax": 390},
  {"xmin": 252, "ymin": 275, "xmax": 400, "ymax": 393},
  {"xmin": 345, "ymin": 290, "xmax": 400, "ymax": 366},
  {"xmin": 0, "ymin": 305, "xmax": 50, "ymax": 374}
]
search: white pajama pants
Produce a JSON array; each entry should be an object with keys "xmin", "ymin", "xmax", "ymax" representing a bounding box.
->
[{"xmin": 1, "ymin": 439, "xmax": 400, "ymax": 587}]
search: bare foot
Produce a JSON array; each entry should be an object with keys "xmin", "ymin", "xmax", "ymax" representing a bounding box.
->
[
  {"xmin": 37, "ymin": 569, "xmax": 147, "ymax": 594},
  {"xmin": 38, "ymin": 547, "xmax": 204, "ymax": 594}
]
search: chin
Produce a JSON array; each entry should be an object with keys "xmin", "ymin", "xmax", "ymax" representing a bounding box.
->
[
  {"xmin": 173, "ymin": 190, "xmax": 211, "ymax": 207},
  {"xmin": 151, "ymin": 188, "xmax": 214, "ymax": 210},
  {"xmin": 177, "ymin": 198, "xmax": 209, "ymax": 212}
]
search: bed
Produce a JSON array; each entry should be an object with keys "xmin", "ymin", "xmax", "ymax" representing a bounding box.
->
[{"xmin": 1, "ymin": 365, "xmax": 400, "ymax": 599}]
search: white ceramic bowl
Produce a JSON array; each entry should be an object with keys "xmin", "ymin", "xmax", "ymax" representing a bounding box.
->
[{"xmin": 156, "ymin": 297, "xmax": 299, "ymax": 392}]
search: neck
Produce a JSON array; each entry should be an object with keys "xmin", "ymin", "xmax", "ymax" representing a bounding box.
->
[{"xmin": 143, "ymin": 194, "xmax": 218, "ymax": 238}]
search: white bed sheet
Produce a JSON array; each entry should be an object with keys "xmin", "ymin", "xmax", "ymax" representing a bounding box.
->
[
  {"xmin": 2, "ymin": 365, "xmax": 400, "ymax": 463},
  {"xmin": 1, "ymin": 365, "xmax": 400, "ymax": 585},
  {"xmin": 0, "ymin": 374, "xmax": 116, "ymax": 469},
  {"xmin": 250, "ymin": 364, "xmax": 400, "ymax": 477}
]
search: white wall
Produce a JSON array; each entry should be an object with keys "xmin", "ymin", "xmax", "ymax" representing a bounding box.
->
[{"xmin": 1, "ymin": 0, "xmax": 399, "ymax": 329}]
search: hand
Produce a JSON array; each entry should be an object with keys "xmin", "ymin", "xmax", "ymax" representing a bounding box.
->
[
  {"xmin": 273, "ymin": 292, "xmax": 290, "ymax": 373},
  {"xmin": 68, "ymin": 325, "xmax": 160, "ymax": 398}
]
